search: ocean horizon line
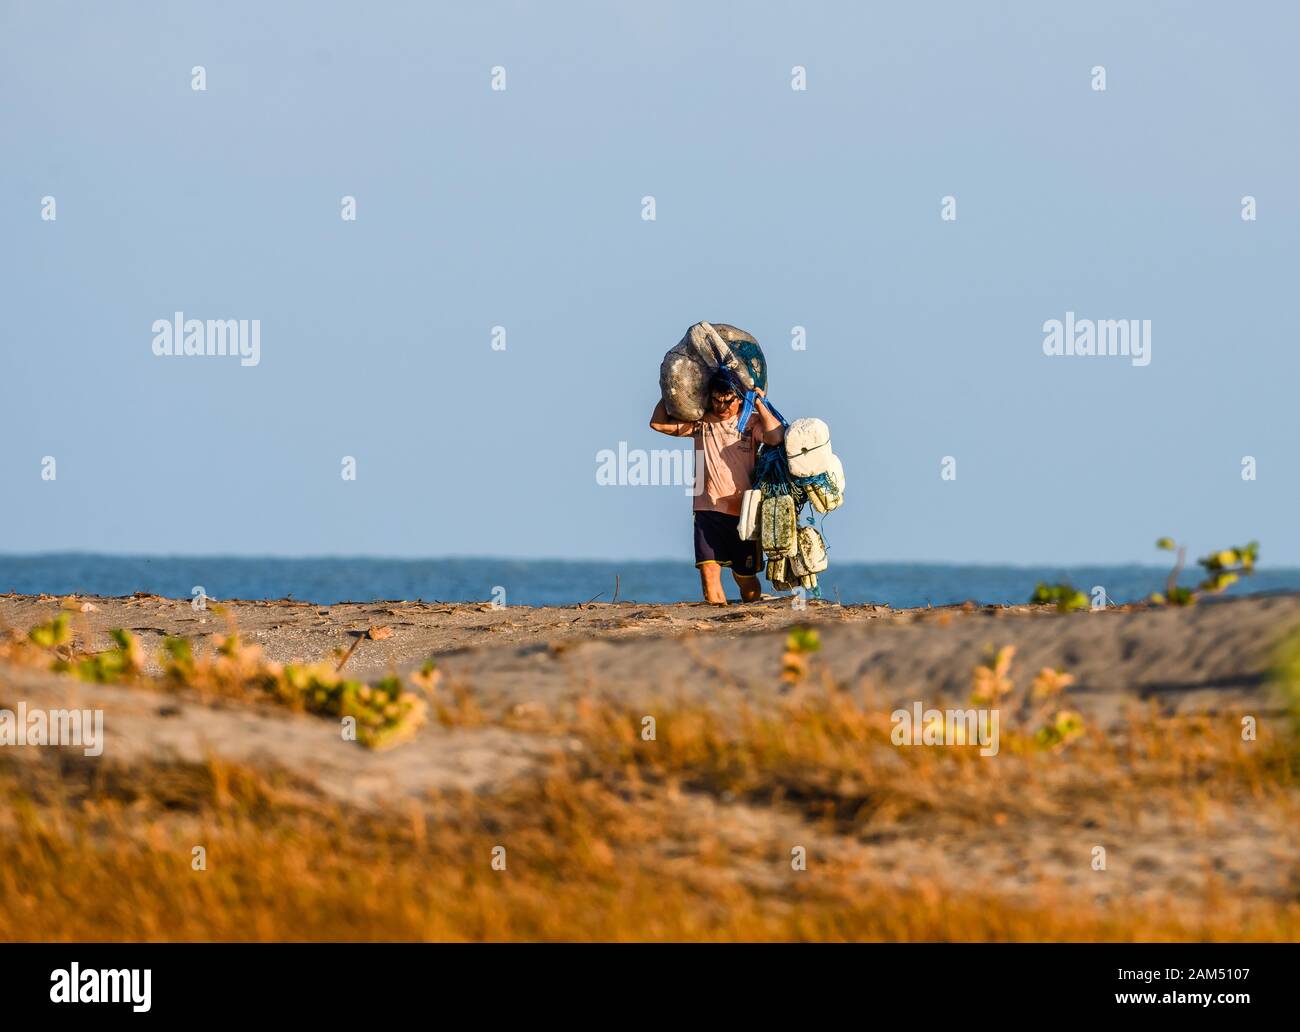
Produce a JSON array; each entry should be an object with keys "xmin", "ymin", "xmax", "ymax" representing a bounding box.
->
[
  {"xmin": 3, "ymin": 551, "xmax": 1293, "ymax": 573},
  {"xmin": 3, "ymin": 552, "xmax": 1298, "ymax": 609}
]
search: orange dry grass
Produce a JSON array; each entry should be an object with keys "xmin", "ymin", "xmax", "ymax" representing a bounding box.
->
[
  {"xmin": 574, "ymin": 693, "xmax": 1300, "ymax": 822},
  {"xmin": 0, "ymin": 752, "xmax": 1296, "ymax": 943},
  {"xmin": 1, "ymin": 690, "xmax": 1298, "ymax": 941}
]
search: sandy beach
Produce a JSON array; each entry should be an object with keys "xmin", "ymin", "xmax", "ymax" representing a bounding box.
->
[
  {"xmin": 3, "ymin": 589, "xmax": 1295, "ymax": 720},
  {"xmin": 2, "ymin": 591, "xmax": 1299, "ymax": 941}
]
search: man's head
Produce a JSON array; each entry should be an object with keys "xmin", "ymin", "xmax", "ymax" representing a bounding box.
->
[{"xmin": 707, "ymin": 370, "xmax": 741, "ymax": 417}]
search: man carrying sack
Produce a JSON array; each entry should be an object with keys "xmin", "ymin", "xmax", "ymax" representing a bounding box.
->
[{"xmin": 650, "ymin": 370, "xmax": 786, "ymax": 604}]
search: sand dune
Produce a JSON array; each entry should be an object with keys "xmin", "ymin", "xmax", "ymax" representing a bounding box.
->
[{"xmin": 2, "ymin": 592, "xmax": 1299, "ymax": 940}]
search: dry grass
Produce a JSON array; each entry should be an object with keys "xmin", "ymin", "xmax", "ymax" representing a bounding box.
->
[
  {"xmin": 2, "ymin": 681, "xmax": 1298, "ymax": 941},
  {"xmin": 4, "ymin": 615, "xmax": 1299, "ymax": 940}
]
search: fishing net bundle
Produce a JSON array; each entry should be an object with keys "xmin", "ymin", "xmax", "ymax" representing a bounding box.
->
[{"xmin": 659, "ymin": 321, "xmax": 768, "ymax": 422}]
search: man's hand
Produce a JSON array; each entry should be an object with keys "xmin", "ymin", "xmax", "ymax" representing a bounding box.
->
[{"xmin": 750, "ymin": 385, "xmax": 784, "ymax": 444}]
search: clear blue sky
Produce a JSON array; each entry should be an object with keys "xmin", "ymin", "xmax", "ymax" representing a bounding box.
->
[{"xmin": 2, "ymin": 1, "xmax": 1296, "ymax": 564}]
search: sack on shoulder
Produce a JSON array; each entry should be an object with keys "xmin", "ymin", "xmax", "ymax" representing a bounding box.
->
[{"xmin": 659, "ymin": 322, "xmax": 766, "ymax": 422}]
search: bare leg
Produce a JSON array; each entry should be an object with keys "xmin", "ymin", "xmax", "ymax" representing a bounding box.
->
[
  {"xmin": 698, "ymin": 563, "xmax": 729, "ymax": 605},
  {"xmin": 733, "ymin": 572, "xmax": 762, "ymax": 602}
]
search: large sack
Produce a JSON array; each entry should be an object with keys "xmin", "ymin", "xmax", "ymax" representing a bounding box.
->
[
  {"xmin": 785, "ymin": 418, "xmax": 833, "ymax": 477},
  {"xmin": 659, "ymin": 321, "xmax": 767, "ymax": 422}
]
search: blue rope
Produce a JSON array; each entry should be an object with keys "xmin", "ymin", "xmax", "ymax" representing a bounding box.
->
[
  {"xmin": 753, "ymin": 445, "xmax": 795, "ymax": 496},
  {"xmin": 737, "ymin": 389, "xmax": 787, "ymax": 433},
  {"xmin": 790, "ymin": 469, "xmax": 833, "ymax": 495},
  {"xmin": 736, "ymin": 389, "xmax": 756, "ymax": 433},
  {"xmin": 702, "ymin": 333, "xmax": 785, "ymax": 435}
]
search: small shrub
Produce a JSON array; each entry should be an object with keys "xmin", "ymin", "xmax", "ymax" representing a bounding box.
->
[
  {"xmin": 1031, "ymin": 667, "xmax": 1075, "ymax": 700},
  {"xmin": 55, "ymin": 629, "xmax": 141, "ymax": 684},
  {"xmin": 27, "ymin": 614, "xmax": 71, "ymax": 649},
  {"xmin": 1030, "ymin": 583, "xmax": 1089, "ymax": 613},
  {"xmin": 971, "ymin": 644, "xmax": 1015, "ymax": 705},
  {"xmin": 161, "ymin": 632, "xmax": 426, "ymax": 749},
  {"xmin": 1034, "ymin": 710, "xmax": 1085, "ymax": 750},
  {"xmin": 1151, "ymin": 537, "xmax": 1258, "ymax": 605},
  {"xmin": 28, "ymin": 616, "xmax": 140, "ymax": 684},
  {"xmin": 781, "ymin": 626, "xmax": 821, "ymax": 686}
]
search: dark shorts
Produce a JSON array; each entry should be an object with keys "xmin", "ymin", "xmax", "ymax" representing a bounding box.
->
[{"xmin": 693, "ymin": 510, "xmax": 761, "ymax": 576}]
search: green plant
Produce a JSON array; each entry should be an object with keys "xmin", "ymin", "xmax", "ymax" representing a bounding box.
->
[
  {"xmin": 1271, "ymin": 626, "xmax": 1300, "ymax": 739},
  {"xmin": 1034, "ymin": 710, "xmax": 1085, "ymax": 750},
  {"xmin": 1031, "ymin": 582, "xmax": 1089, "ymax": 612},
  {"xmin": 161, "ymin": 636, "xmax": 195, "ymax": 679},
  {"xmin": 27, "ymin": 615, "xmax": 140, "ymax": 684},
  {"xmin": 156, "ymin": 633, "xmax": 427, "ymax": 750},
  {"xmin": 1198, "ymin": 542, "xmax": 1259, "ymax": 594},
  {"xmin": 54, "ymin": 629, "xmax": 141, "ymax": 684},
  {"xmin": 1150, "ymin": 538, "xmax": 1259, "ymax": 605},
  {"xmin": 276, "ymin": 664, "xmax": 425, "ymax": 749},
  {"xmin": 781, "ymin": 626, "xmax": 821, "ymax": 685},
  {"xmin": 27, "ymin": 614, "xmax": 71, "ymax": 649}
]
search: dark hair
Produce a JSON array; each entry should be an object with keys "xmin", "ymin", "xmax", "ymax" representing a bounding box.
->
[{"xmin": 708, "ymin": 370, "xmax": 738, "ymax": 397}]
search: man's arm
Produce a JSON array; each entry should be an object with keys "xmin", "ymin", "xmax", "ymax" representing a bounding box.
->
[
  {"xmin": 650, "ymin": 399, "xmax": 696, "ymax": 437},
  {"xmin": 751, "ymin": 388, "xmax": 785, "ymax": 445}
]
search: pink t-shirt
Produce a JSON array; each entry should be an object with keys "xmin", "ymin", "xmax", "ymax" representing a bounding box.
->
[{"xmin": 689, "ymin": 416, "xmax": 763, "ymax": 515}]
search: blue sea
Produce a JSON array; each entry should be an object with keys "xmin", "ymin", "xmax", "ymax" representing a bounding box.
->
[{"xmin": 2, "ymin": 554, "xmax": 1298, "ymax": 609}]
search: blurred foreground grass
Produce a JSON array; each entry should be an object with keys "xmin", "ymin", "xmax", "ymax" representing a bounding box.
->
[{"xmin": 2, "ymin": 688, "xmax": 1298, "ymax": 941}]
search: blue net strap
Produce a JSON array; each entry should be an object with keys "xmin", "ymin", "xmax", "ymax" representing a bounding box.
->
[
  {"xmin": 737, "ymin": 390, "xmax": 787, "ymax": 434},
  {"xmin": 736, "ymin": 390, "xmax": 756, "ymax": 433}
]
